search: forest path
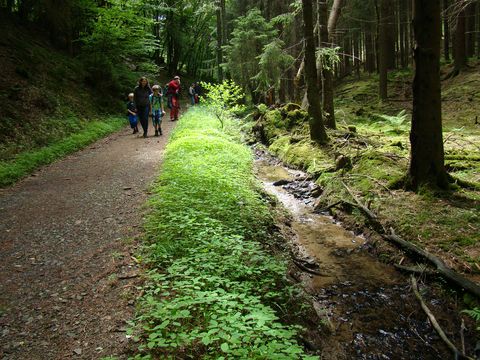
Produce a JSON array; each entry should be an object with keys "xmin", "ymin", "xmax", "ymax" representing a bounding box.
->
[{"xmin": 0, "ymin": 119, "xmax": 176, "ymax": 359}]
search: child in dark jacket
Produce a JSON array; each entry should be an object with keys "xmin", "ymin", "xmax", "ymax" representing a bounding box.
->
[{"xmin": 126, "ymin": 93, "xmax": 138, "ymax": 134}]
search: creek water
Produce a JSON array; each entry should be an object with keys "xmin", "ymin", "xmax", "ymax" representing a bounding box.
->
[{"xmin": 254, "ymin": 150, "xmax": 471, "ymax": 360}]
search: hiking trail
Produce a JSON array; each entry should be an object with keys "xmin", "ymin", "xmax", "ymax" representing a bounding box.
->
[{"xmin": 0, "ymin": 121, "xmax": 175, "ymax": 360}]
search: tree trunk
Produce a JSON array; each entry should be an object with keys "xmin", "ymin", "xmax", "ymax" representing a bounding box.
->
[
  {"xmin": 220, "ymin": 0, "xmax": 228, "ymax": 44},
  {"xmin": 408, "ymin": 0, "xmax": 448, "ymax": 190},
  {"xmin": 443, "ymin": 0, "xmax": 450, "ymax": 61},
  {"xmin": 477, "ymin": 1, "xmax": 480, "ymax": 59},
  {"xmin": 343, "ymin": 36, "xmax": 352, "ymax": 77},
  {"xmin": 302, "ymin": 0, "xmax": 328, "ymax": 143},
  {"xmin": 385, "ymin": 0, "xmax": 396, "ymax": 69},
  {"xmin": 216, "ymin": 1, "xmax": 224, "ymax": 81},
  {"xmin": 453, "ymin": 6, "xmax": 467, "ymax": 72},
  {"xmin": 319, "ymin": 0, "xmax": 335, "ymax": 129},
  {"xmin": 399, "ymin": 0, "xmax": 406, "ymax": 67},
  {"xmin": 406, "ymin": 0, "xmax": 414, "ymax": 66},
  {"xmin": 6, "ymin": 0, "xmax": 14, "ymax": 12},
  {"xmin": 466, "ymin": 2, "xmax": 476, "ymax": 57},
  {"xmin": 327, "ymin": 0, "xmax": 343, "ymax": 36},
  {"xmin": 378, "ymin": 0, "xmax": 389, "ymax": 100},
  {"xmin": 353, "ymin": 31, "xmax": 360, "ymax": 78},
  {"xmin": 365, "ymin": 26, "xmax": 376, "ymax": 72}
]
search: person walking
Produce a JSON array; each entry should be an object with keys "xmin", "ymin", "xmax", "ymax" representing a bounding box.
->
[
  {"xmin": 126, "ymin": 93, "xmax": 138, "ymax": 134},
  {"xmin": 167, "ymin": 76, "xmax": 181, "ymax": 121},
  {"xmin": 149, "ymin": 85, "xmax": 165, "ymax": 136},
  {"xmin": 133, "ymin": 76, "xmax": 152, "ymax": 138},
  {"xmin": 188, "ymin": 83, "xmax": 196, "ymax": 106}
]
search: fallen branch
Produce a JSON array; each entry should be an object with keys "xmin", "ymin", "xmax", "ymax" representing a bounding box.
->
[
  {"xmin": 314, "ymin": 200, "xmax": 343, "ymax": 213},
  {"xmin": 293, "ymin": 259, "xmax": 327, "ymax": 276},
  {"xmin": 386, "ymin": 229, "xmax": 480, "ymax": 298},
  {"xmin": 345, "ymin": 174, "xmax": 395, "ymax": 195},
  {"xmin": 340, "ymin": 181, "xmax": 385, "ymax": 233},
  {"xmin": 118, "ymin": 273, "xmax": 139, "ymax": 280},
  {"xmin": 411, "ymin": 276, "xmax": 473, "ymax": 359},
  {"xmin": 394, "ymin": 264, "xmax": 437, "ymax": 276}
]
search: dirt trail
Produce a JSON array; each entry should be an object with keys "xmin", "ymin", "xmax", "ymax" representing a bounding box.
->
[{"xmin": 0, "ymin": 119, "xmax": 175, "ymax": 359}]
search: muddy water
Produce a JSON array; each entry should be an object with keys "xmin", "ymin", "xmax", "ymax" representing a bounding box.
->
[{"xmin": 255, "ymin": 153, "xmax": 466, "ymax": 360}]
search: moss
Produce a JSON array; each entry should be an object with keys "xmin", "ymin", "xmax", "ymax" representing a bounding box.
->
[
  {"xmin": 258, "ymin": 106, "xmax": 310, "ymax": 145},
  {"xmin": 283, "ymin": 102, "xmax": 301, "ymax": 112},
  {"xmin": 269, "ymin": 135, "xmax": 291, "ymax": 156},
  {"xmin": 271, "ymin": 138, "xmax": 332, "ymax": 173}
]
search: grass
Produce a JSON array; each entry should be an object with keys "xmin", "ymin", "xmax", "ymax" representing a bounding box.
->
[
  {"xmin": 130, "ymin": 107, "xmax": 317, "ymax": 360},
  {"xmin": 0, "ymin": 117, "xmax": 124, "ymax": 187}
]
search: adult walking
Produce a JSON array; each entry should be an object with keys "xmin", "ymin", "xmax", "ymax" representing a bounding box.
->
[
  {"xmin": 188, "ymin": 83, "xmax": 196, "ymax": 106},
  {"xmin": 167, "ymin": 75, "xmax": 181, "ymax": 121},
  {"xmin": 134, "ymin": 76, "xmax": 152, "ymax": 138}
]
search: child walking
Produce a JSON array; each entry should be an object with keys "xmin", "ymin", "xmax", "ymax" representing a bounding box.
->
[
  {"xmin": 126, "ymin": 93, "xmax": 138, "ymax": 134},
  {"xmin": 149, "ymin": 85, "xmax": 166, "ymax": 136}
]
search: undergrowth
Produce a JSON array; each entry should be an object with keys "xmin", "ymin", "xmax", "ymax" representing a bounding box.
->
[
  {"xmin": 0, "ymin": 117, "xmax": 124, "ymax": 187},
  {"xmin": 130, "ymin": 107, "xmax": 317, "ymax": 359}
]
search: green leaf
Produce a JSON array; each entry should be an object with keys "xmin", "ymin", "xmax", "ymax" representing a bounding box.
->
[{"xmin": 220, "ymin": 342, "xmax": 230, "ymax": 353}]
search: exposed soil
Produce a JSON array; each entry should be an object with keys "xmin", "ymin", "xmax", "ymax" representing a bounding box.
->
[
  {"xmin": 0, "ymin": 119, "xmax": 175, "ymax": 359},
  {"xmin": 255, "ymin": 149, "xmax": 477, "ymax": 360}
]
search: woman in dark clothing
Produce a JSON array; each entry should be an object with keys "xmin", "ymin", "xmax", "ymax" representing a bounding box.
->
[{"xmin": 133, "ymin": 76, "xmax": 152, "ymax": 138}]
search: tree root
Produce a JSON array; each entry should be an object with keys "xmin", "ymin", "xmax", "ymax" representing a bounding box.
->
[
  {"xmin": 447, "ymin": 173, "xmax": 480, "ymax": 191},
  {"xmin": 443, "ymin": 67, "xmax": 460, "ymax": 80},
  {"xmin": 411, "ymin": 276, "xmax": 473, "ymax": 360}
]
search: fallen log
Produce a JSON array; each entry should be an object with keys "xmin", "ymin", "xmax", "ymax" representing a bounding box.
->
[
  {"xmin": 324, "ymin": 183, "xmax": 480, "ymax": 298},
  {"xmin": 386, "ymin": 229, "xmax": 480, "ymax": 298},
  {"xmin": 411, "ymin": 276, "xmax": 473, "ymax": 360}
]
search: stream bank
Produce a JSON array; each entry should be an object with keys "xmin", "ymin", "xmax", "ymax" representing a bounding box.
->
[{"xmin": 254, "ymin": 147, "xmax": 476, "ymax": 359}]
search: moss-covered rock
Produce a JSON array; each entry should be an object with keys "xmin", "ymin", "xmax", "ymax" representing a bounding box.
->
[
  {"xmin": 269, "ymin": 137, "xmax": 333, "ymax": 174},
  {"xmin": 254, "ymin": 105, "xmax": 310, "ymax": 145}
]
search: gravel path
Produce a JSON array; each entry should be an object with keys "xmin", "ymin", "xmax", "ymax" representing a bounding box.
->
[{"xmin": 0, "ymin": 119, "xmax": 176, "ymax": 359}]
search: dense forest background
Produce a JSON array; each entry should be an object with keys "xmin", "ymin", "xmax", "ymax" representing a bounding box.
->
[
  {"xmin": 3, "ymin": 0, "xmax": 480, "ymax": 100},
  {"xmin": 2, "ymin": 0, "xmax": 480, "ymax": 188}
]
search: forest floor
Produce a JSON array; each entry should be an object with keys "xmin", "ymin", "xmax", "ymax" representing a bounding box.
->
[
  {"xmin": 0, "ymin": 119, "xmax": 175, "ymax": 360},
  {"xmin": 251, "ymin": 62, "xmax": 480, "ymax": 279}
]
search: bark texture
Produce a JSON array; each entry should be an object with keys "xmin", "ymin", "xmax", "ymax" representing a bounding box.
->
[
  {"xmin": 453, "ymin": 6, "xmax": 467, "ymax": 72},
  {"xmin": 319, "ymin": 0, "xmax": 336, "ymax": 129},
  {"xmin": 408, "ymin": 0, "xmax": 448, "ymax": 190},
  {"xmin": 302, "ymin": 0, "xmax": 328, "ymax": 143},
  {"xmin": 378, "ymin": 0, "xmax": 389, "ymax": 100}
]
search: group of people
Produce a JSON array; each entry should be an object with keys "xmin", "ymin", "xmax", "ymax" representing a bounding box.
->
[
  {"xmin": 126, "ymin": 75, "xmax": 183, "ymax": 138},
  {"xmin": 188, "ymin": 82, "xmax": 202, "ymax": 106}
]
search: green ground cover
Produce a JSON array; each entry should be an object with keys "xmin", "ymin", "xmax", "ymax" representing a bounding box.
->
[
  {"xmin": 130, "ymin": 107, "xmax": 317, "ymax": 359},
  {"xmin": 0, "ymin": 117, "xmax": 124, "ymax": 187}
]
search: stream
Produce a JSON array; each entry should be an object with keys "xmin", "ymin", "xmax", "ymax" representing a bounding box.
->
[{"xmin": 254, "ymin": 149, "xmax": 473, "ymax": 360}]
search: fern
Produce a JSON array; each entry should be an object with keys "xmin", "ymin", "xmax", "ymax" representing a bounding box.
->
[
  {"xmin": 374, "ymin": 110, "xmax": 409, "ymax": 133},
  {"xmin": 462, "ymin": 307, "xmax": 480, "ymax": 330}
]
